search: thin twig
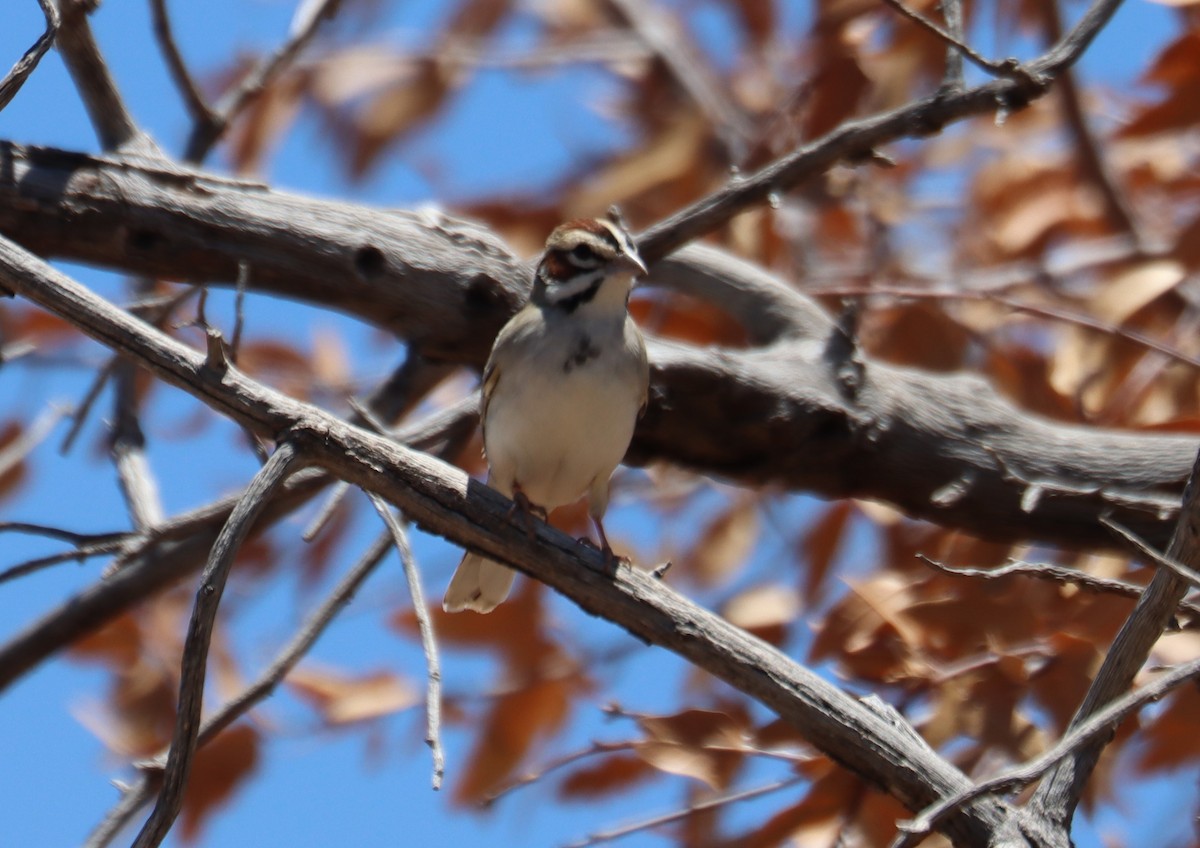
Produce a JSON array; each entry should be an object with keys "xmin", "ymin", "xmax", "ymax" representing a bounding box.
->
[
  {"xmin": 0, "ymin": 539, "xmax": 130, "ymax": 584},
  {"xmin": 807, "ymin": 283, "xmax": 1200, "ymax": 374},
  {"xmin": 636, "ymin": 0, "xmax": 1125, "ymax": 262},
  {"xmin": 0, "ymin": 0, "xmax": 59, "ymax": 113},
  {"xmin": 605, "ymin": 0, "xmax": 751, "ymax": 163},
  {"xmin": 366, "ymin": 492, "xmax": 444, "ymax": 790},
  {"xmin": 1035, "ymin": 1, "xmax": 1142, "ymax": 248},
  {"xmin": 132, "ymin": 440, "xmax": 304, "ymax": 848},
  {"xmin": 1102, "ymin": 516, "xmax": 1200, "ymax": 593},
  {"xmin": 485, "ymin": 740, "xmax": 640, "ymax": 806},
  {"xmin": 565, "ymin": 774, "xmax": 807, "ymax": 848},
  {"xmin": 111, "ymin": 278, "xmax": 166, "ymax": 531},
  {"xmin": 1030, "ymin": 440, "xmax": 1199, "ymax": 826},
  {"xmin": 62, "ymin": 286, "xmax": 201, "ymax": 455},
  {"xmin": 918, "ymin": 553, "xmax": 1200, "ymax": 624},
  {"xmin": 879, "ymin": 0, "xmax": 1019, "ymax": 79},
  {"xmin": 892, "ymin": 658, "xmax": 1200, "ymax": 848},
  {"xmin": 939, "ymin": 0, "xmax": 965, "ymax": 91},
  {"xmin": 147, "ymin": 0, "xmax": 215, "ymax": 126},
  {"xmin": 0, "ymin": 405, "xmax": 66, "ymax": 477},
  {"xmin": 184, "ymin": 0, "xmax": 342, "ymax": 161},
  {"xmin": 230, "ymin": 261, "xmax": 249, "ymax": 363},
  {"xmin": 86, "ymin": 530, "xmax": 392, "ymax": 848}
]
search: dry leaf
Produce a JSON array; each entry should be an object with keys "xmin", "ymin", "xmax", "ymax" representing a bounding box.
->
[
  {"xmin": 179, "ymin": 725, "xmax": 261, "ymax": 843},
  {"xmin": 557, "ymin": 754, "xmax": 655, "ymax": 799},
  {"xmin": 1090, "ymin": 260, "xmax": 1184, "ymax": 324},
  {"xmin": 288, "ymin": 666, "xmax": 419, "ymax": 725},
  {"xmin": 721, "ymin": 583, "xmax": 801, "ymax": 645}
]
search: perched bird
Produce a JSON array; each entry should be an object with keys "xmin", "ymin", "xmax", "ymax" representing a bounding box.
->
[{"xmin": 443, "ymin": 212, "xmax": 650, "ymax": 613}]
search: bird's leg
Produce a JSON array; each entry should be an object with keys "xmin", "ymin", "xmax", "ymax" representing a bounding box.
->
[
  {"xmin": 507, "ymin": 483, "xmax": 546, "ymax": 540},
  {"xmin": 588, "ymin": 515, "xmax": 622, "ymax": 576}
]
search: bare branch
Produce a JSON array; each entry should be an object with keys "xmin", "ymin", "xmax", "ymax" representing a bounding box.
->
[
  {"xmin": 1102, "ymin": 517, "xmax": 1200, "ymax": 593},
  {"xmin": 86, "ymin": 530, "xmax": 393, "ymax": 848},
  {"xmin": 0, "ymin": 229, "xmax": 1033, "ymax": 846},
  {"xmin": 1033, "ymin": 1, "xmax": 1143, "ymax": 247},
  {"xmin": 807, "ymin": 284, "xmax": 1200, "ymax": 374},
  {"xmin": 0, "ymin": 520, "xmax": 131, "ymax": 584},
  {"xmin": 0, "ymin": 0, "xmax": 59, "ymax": 114},
  {"xmin": 1029, "ymin": 445, "xmax": 1200, "ymax": 827},
  {"xmin": 0, "ymin": 539, "xmax": 129, "ymax": 584},
  {"xmin": 939, "ymin": 0, "xmax": 965, "ymax": 91},
  {"xmin": 636, "ymin": 0, "xmax": 1126, "ymax": 262},
  {"xmin": 566, "ymin": 774, "xmax": 807, "ymax": 848},
  {"xmin": 184, "ymin": 0, "xmax": 342, "ymax": 161},
  {"xmin": 55, "ymin": 0, "xmax": 155, "ymax": 153},
  {"xmin": 893, "ymin": 658, "xmax": 1200, "ymax": 848},
  {"xmin": 147, "ymin": 0, "xmax": 215, "ymax": 127},
  {"xmin": 366, "ymin": 493, "xmax": 443, "ymax": 790},
  {"xmin": 0, "ymin": 397, "xmax": 476, "ymax": 694},
  {"xmin": 879, "ymin": 0, "xmax": 1015, "ymax": 79},
  {"xmin": 132, "ymin": 440, "xmax": 305, "ymax": 848},
  {"xmin": 605, "ymin": 0, "xmax": 752, "ymax": 163}
]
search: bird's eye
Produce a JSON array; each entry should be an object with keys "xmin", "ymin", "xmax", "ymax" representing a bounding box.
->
[{"xmin": 570, "ymin": 244, "xmax": 598, "ymax": 264}]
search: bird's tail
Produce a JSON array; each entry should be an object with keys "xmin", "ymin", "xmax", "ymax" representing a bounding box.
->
[{"xmin": 443, "ymin": 552, "xmax": 515, "ymax": 613}]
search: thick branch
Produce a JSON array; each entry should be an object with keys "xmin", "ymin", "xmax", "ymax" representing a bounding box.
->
[
  {"xmin": 0, "ymin": 232, "xmax": 1031, "ymax": 847},
  {"xmin": 0, "ymin": 142, "xmax": 1193, "ymax": 552}
]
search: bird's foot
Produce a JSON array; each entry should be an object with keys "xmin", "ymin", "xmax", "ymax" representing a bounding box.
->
[
  {"xmin": 506, "ymin": 486, "xmax": 547, "ymax": 540},
  {"xmin": 577, "ymin": 535, "xmax": 626, "ymax": 576}
]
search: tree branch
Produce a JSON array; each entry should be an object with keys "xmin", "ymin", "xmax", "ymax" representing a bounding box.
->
[
  {"xmin": 0, "ymin": 228, "xmax": 1033, "ymax": 846},
  {"xmin": 0, "ymin": 0, "xmax": 59, "ymax": 114},
  {"xmin": 85, "ymin": 530, "xmax": 394, "ymax": 848},
  {"xmin": 54, "ymin": 0, "xmax": 155, "ymax": 153},
  {"xmin": 132, "ymin": 439, "xmax": 304, "ymax": 848},
  {"xmin": 1028, "ymin": 447, "xmax": 1200, "ymax": 828},
  {"xmin": 894, "ymin": 657, "xmax": 1200, "ymax": 848},
  {"xmin": 0, "ymin": 142, "xmax": 1192, "ymax": 552},
  {"xmin": 366, "ymin": 493, "xmax": 443, "ymax": 790},
  {"xmin": 183, "ymin": 0, "xmax": 341, "ymax": 161},
  {"xmin": 0, "ymin": 395, "xmax": 475, "ymax": 695}
]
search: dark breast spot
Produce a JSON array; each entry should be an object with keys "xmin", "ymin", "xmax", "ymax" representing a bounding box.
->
[{"xmin": 562, "ymin": 333, "xmax": 602, "ymax": 373}]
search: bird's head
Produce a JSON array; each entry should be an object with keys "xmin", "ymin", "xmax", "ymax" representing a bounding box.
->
[{"xmin": 531, "ymin": 212, "xmax": 646, "ymax": 313}]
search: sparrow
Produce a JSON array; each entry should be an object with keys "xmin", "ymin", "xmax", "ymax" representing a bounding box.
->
[{"xmin": 443, "ymin": 212, "xmax": 650, "ymax": 613}]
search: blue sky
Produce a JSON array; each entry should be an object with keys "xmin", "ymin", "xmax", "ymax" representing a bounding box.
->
[{"xmin": 0, "ymin": 1, "xmax": 1194, "ymax": 847}]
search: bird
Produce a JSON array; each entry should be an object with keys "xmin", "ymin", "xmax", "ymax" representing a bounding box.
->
[{"xmin": 443, "ymin": 211, "xmax": 650, "ymax": 613}]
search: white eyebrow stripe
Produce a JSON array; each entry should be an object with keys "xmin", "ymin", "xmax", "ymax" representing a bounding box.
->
[{"xmin": 543, "ymin": 269, "xmax": 604, "ymax": 302}]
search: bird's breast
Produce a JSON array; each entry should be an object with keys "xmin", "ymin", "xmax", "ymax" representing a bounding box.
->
[{"xmin": 483, "ymin": 323, "xmax": 642, "ymax": 509}]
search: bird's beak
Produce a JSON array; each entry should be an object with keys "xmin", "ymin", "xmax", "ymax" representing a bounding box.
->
[{"xmin": 621, "ymin": 250, "xmax": 648, "ymax": 278}]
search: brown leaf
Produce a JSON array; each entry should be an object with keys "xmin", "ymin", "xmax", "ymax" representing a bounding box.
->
[
  {"xmin": 732, "ymin": 0, "xmax": 774, "ymax": 45},
  {"xmin": 629, "ymin": 292, "xmax": 750, "ymax": 348},
  {"xmin": 288, "ymin": 666, "xmax": 419, "ymax": 725},
  {"xmin": 799, "ymin": 501, "xmax": 853, "ymax": 603},
  {"xmin": 635, "ymin": 707, "xmax": 749, "ymax": 790},
  {"xmin": 680, "ymin": 497, "xmax": 760, "ymax": 586},
  {"xmin": 236, "ymin": 338, "xmax": 315, "ymax": 398},
  {"xmin": 862, "ymin": 301, "xmax": 972, "ymax": 372},
  {"xmin": 802, "ymin": 31, "xmax": 870, "ymax": 139},
  {"xmin": 454, "ymin": 676, "xmax": 577, "ymax": 804},
  {"xmin": 810, "ymin": 574, "xmax": 921, "ymax": 682},
  {"xmin": 0, "ymin": 421, "xmax": 30, "ymax": 501},
  {"xmin": 720, "ymin": 583, "xmax": 801, "ymax": 646},
  {"xmin": 395, "ymin": 580, "xmax": 556, "ymax": 675},
  {"xmin": 557, "ymin": 753, "xmax": 655, "ymax": 799},
  {"xmin": 179, "ymin": 724, "xmax": 261, "ymax": 843},
  {"xmin": 1090, "ymin": 260, "xmax": 1184, "ymax": 324}
]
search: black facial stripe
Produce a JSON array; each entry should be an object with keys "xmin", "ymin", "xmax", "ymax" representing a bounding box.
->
[{"xmin": 552, "ymin": 279, "xmax": 603, "ymax": 314}]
